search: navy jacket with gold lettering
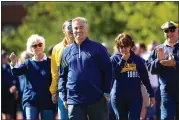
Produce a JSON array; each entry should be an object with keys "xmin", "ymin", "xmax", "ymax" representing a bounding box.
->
[{"xmin": 110, "ymin": 51, "xmax": 154, "ymax": 101}]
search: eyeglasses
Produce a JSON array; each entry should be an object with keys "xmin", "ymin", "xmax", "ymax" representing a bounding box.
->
[
  {"xmin": 31, "ymin": 43, "xmax": 43, "ymax": 48},
  {"xmin": 163, "ymin": 28, "xmax": 176, "ymax": 33},
  {"xmin": 119, "ymin": 46, "xmax": 130, "ymax": 49},
  {"xmin": 67, "ymin": 25, "xmax": 72, "ymax": 30}
]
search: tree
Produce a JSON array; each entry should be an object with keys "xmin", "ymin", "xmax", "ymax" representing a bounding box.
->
[{"xmin": 2, "ymin": 1, "xmax": 178, "ymax": 55}]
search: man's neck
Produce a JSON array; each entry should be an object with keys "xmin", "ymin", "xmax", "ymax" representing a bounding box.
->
[
  {"xmin": 75, "ymin": 39, "xmax": 85, "ymax": 45},
  {"xmin": 75, "ymin": 38, "xmax": 85, "ymax": 45},
  {"xmin": 165, "ymin": 39, "xmax": 178, "ymax": 47},
  {"xmin": 168, "ymin": 41, "xmax": 178, "ymax": 47}
]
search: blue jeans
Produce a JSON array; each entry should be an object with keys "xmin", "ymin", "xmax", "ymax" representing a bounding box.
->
[
  {"xmin": 25, "ymin": 106, "xmax": 55, "ymax": 120},
  {"xmin": 68, "ymin": 96, "xmax": 108, "ymax": 120},
  {"xmin": 58, "ymin": 92, "xmax": 68, "ymax": 120}
]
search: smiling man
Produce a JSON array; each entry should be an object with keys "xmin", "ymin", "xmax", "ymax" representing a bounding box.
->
[
  {"xmin": 58, "ymin": 17, "xmax": 112, "ymax": 120},
  {"xmin": 147, "ymin": 21, "xmax": 179, "ymax": 120}
]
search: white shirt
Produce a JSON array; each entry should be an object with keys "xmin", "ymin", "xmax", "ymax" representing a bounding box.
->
[{"xmin": 32, "ymin": 53, "xmax": 47, "ymax": 61}]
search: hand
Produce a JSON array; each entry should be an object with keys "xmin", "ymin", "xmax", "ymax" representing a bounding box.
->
[
  {"xmin": 14, "ymin": 91, "xmax": 19, "ymax": 100},
  {"xmin": 9, "ymin": 52, "xmax": 17, "ymax": 66},
  {"xmin": 160, "ymin": 54, "xmax": 176, "ymax": 67},
  {"xmin": 104, "ymin": 93, "xmax": 110, "ymax": 102},
  {"xmin": 157, "ymin": 48, "xmax": 166, "ymax": 61},
  {"xmin": 149, "ymin": 97, "xmax": 155, "ymax": 107},
  {"xmin": 104, "ymin": 96, "xmax": 110, "ymax": 102},
  {"xmin": 9, "ymin": 85, "xmax": 17, "ymax": 94},
  {"xmin": 63, "ymin": 101, "xmax": 68, "ymax": 109},
  {"xmin": 122, "ymin": 53, "xmax": 130, "ymax": 61},
  {"xmin": 51, "ymin": 93, "xmax": 59, "ymax": 104}
]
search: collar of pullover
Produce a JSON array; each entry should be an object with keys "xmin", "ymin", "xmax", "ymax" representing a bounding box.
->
[
  {"xmin": 164, "ymin": 40, "xmax": 179, "ymax": 47},
  {"xmin": 32, "ymin": 53, "xmax": 47, "ymax": 61},
  {"xmin": 73, "ymin": 37, "xmax": 89, "ymax": 47}
]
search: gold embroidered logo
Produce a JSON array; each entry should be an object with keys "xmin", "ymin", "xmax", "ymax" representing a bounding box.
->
[
  {"xmin": 121, "ymin": 63, "xmax": 136, "ymax": 73},
  {"xmin": 61, "ymin": 60, "xmax": 68, "ymax": 67}
]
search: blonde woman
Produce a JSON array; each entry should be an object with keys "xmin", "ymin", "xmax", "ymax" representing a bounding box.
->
[{"xmin": 9, "ymin": 34, "xmax": 55, "ymax": 120}]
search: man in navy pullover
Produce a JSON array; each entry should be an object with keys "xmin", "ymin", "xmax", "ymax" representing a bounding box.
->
[
  {"xmin": 147, "ymin": 21, "xmax": 179, "ymax": 119},
  {"xmin": 58, "ymin": 17, "xmax": 112, "ymax": 120}
]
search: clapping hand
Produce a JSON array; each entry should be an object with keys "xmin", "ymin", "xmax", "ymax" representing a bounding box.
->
[
  {"xmin": 157, "ymin": 48, "xmax": 166, "ymax": 61},
  {"xmin": 160, "ymin": 54, "xmax": 176, "ymax": 67}
]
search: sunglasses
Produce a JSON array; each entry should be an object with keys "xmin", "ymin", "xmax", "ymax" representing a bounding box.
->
[
  {"xmin": 119, "ymin": 45, "xmax": 130, "ymax": 49},
  {"xmin": 31, "ymin": 43, "xmax": 43, "ymax": 48},
  {"xmin": 163, "ymin": 28, "xmax": 176, "ymax": 33},
  {"xmin": 67, "ymin": 25, "xmax": 72, "ymax": 30}
]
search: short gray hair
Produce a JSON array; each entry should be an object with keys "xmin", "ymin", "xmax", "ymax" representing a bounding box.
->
[
  {"xmin": 72, "ymin": 17, "xmax": 88, "ymax": 28},
  {"xmin": 26, "ymin": 34, "xmax": 45, "ymax": 54}
]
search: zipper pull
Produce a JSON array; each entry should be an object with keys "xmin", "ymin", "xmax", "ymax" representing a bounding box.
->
[{"xmin": 79, "ymin": 45, "xmax": 81, "ymax": 58}]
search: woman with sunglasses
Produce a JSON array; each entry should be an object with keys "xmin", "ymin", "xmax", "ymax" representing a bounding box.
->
[
  {"xmin": 110, "ymin": 33, "xmax": 155, "ymax": 120},
  {"xmin": 9, "ymin": 34, "xmax": 56, "ymax": 120}
]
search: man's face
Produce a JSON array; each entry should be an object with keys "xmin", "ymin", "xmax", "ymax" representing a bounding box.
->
[
  {"xmin": 164, "ymin": 27, "xmax": 178, "ymax": 44},
  {"xmin": 72, "ymin": 20, "xmax": 88, "ymax": 41},
  {"xmin": 63, "ymin": 22, "xmax": 74, "ymax": 40}
]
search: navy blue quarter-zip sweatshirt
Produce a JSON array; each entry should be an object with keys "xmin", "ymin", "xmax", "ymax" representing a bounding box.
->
[
  {"xmin": 146, "ymin": 42, "xmax": 179, "ymax": 101},
  {"xmin": 110, "ymin": 51, "xmax": 154, "ymax": 101},
  {"xmin": 58, "ymin": 37, "xmax": 112, "ymax": 104},
  {"xmin": 11, "ymin": 58, "xmax": 55, "ymax": 110}
]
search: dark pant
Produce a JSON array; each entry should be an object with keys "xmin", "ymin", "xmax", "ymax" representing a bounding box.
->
[
  {"xmin": 108, "ymin": 99, "xmax": 116, "ymax": 120},
  {"xmin": 154, "ymin": 87, "xmax": 161, "ymax": 119},
  {"xmin": 161, "ymin": 95, "xmax": 176, "ymax": 120},
  {"xmin": 111, "ymin": 96, "xmax": 142, "ymax": 120},
  {"xmin": 68, "ymin": 97, "xmax": 108, "ymax": 120}
]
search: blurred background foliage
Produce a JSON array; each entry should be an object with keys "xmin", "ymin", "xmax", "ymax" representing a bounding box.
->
[{"xmin": 2, "ymin": 1, "xmax": 178, "ymax": 55}]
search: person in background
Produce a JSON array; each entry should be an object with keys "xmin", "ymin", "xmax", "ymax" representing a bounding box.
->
[
  {"xmin": 9, "ymin": 34, "xmax": 56, "ymax": 120},
  {"xmin": 101, "ymin": 43, "xmax": 116, "ymax": 120},
  {"xmin": 110, "ymin": 33, "xmax": 155, "ymax": 120},
  {"xmin": 146, "ymin": 21, "xmax": 179, "ymax": 120},
  {"xmin": 48, "ymin": 45, "xmax": 54, "ymax": 58},
  {"xmin": 133, "ymin": 43, "xmax": 150, "ymax": 120},
  {"xmin": 146, "ymin": 41, "xmax": 161, "ymax": 120},
  {"xmin": 49, "ymin": 19, "xmax": 74, "ymax": 120},
  {"xmin": 134, "ymin": 43, "xmax": 147, "ymax": 57},
  {"xmin": 2, "ymin": 50, "xmax": 19, "ymax": 120},
  {"xmin": 134, "ymin": 42, "xmax": 160, "ymax": 120},
  {"xmin": 59, "ymin": 17, "xmax": 112, "ymax": 120},
  {"xmin": 17, "ymin": 51, "xmax": 32, "ymax": 120},
  {"xmin": 147, "ymin": 41, "xmax": 158, "ymax": 54},
  {"xmin": 102, "ymin": 42, "xmax": 111, "ymax": 57}
]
